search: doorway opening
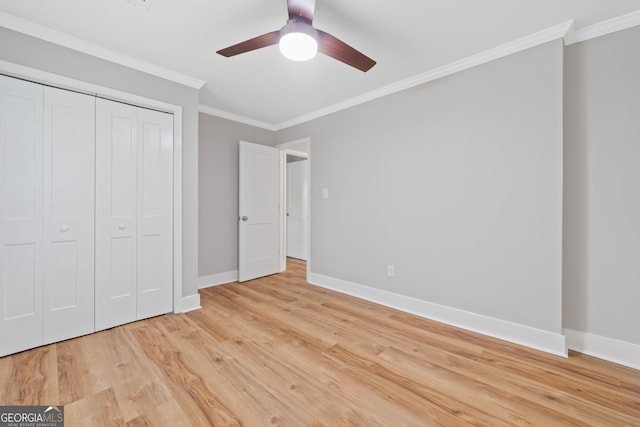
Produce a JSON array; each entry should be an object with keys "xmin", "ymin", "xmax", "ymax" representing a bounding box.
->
[{"xmin": 277, "ymin": 138, "xmax": 311, "ymax": 280}]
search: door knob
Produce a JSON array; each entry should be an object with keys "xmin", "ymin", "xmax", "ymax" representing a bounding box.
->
[
  {"xmin": 118, "ymin": 223, "xmax": 127, "ymax": 230},
  {"xmin": 59, "ymin": 225, "xmax": 70, "ymax": 232},
  {"xmin": 241, "ymin": 216, "xmax": 248, "ymax": 222}
]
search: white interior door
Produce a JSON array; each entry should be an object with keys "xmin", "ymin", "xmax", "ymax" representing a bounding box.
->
[
  {"xmin": 43, "ymin": 86, "xmax": 95, "ymax": 344},
  {"xmin": 0, "ymin": 76, "xmax": 44, "ymax": 356},
  {"xmin": 136, "ymin": 108, "xmax": 173, "ymax": 320},
  {"xmin": 286, "ymin": 160, "xmax": 309, "ymax": 260},
  {"xmin": 239, "ymin": 141, "xmax": 280, "ymax": 282},
  {"xmin": 95, "ymin": 99, "xmax": 139, "ymax": 331}
]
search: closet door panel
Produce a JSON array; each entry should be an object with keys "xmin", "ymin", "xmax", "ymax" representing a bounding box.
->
[
  {"xmin": 0, "ymin": 76, "xmax": 44, "ymax": 356},
  {"xmin": 43, "ymin": 87, "xmax": 95, "ymax": 344},
  {"xmin": 95, "ymin": 98, "xmax": 138, "ymax": 331},
  {"xmin": 137, "ymin": 109, "xmax": 173, "ymax": 319}
]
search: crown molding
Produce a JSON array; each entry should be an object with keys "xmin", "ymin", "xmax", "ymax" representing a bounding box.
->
[
  {"xmin": 0, "ymin": 11, "xmax": 205, "ymax": 89},
  {"xmin": 202, "ymin": 12, "xmax": 640, "ymax": 131},
  {"xmin": 565, "ymin": 9, "xmax": 640, "ymax": 45},
  {"xmin": 201, "ymin": 10, "xmax": 639, "ymax": 130},
  {"xmin": 198, "ymin": 105, "xmax": 277, "ymax": 131},
  {"xmin": 273, "ymin": 20, "xmax": 574, "ymax": 130},
  {"xmin": 199, "ymin": 20, "xmax": 573, "ymax": 132}
]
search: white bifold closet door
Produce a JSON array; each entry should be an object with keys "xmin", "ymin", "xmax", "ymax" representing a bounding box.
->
[
  {"xmin": 0, "ymin": 77, "xmax": 45, "ymax": 355},
  {"xmin": 95, "ymin": 98, "xmax": 173, "ymax": 331},
  {"xmin": 1, "ymin": 75, "xmax": 95, "ymax": 356},
  {"xmin": 43, "ymin": 86, "xmax": 96, "ymax": 344}
]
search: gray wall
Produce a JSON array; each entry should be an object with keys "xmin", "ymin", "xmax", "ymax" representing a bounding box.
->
[
  {"xmin": 0, "ymin": 27, "xmax": 201, "ymax": 298},
  {"xmin": 564, "ymin": 26, "xmax": 640, "ymax": 345},
  {"xmin": 278, "ymin": 40, "xmax": 565, "ymax": 334},
  {"xmin": 198, "ymin": 113, "xmax": 276, "ymax": 278}
]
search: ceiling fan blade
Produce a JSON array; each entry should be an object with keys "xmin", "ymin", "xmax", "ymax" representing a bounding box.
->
[
  {"xmin": 317, "ymin": 30, "xmax": 376, "ymax": 72},
  {"xmin": 287, "ymin": 0, "xmax": 315, "ymax": 23},
  {"xmin": 217, "ymin": 31, "xmax": 280, "ymax": 57}
]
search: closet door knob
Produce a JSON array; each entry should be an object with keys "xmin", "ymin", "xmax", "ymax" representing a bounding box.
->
[
  {"xmin": 59, "ymin": 225, "xmax": 70, "ymax": 232},
  {"xmin": 118, "ymin": 223, "xmax": 127, "ymax": 230}
]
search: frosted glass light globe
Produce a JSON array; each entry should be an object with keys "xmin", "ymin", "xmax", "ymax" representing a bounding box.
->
[{"xmin": 279, "ymin": 32, "xmax": 318, "ymax": 61}]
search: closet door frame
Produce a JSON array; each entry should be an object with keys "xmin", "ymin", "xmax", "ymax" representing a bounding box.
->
[{"xmin": 0, "ymin": 59, "xmax": 185, "ymax": 314}]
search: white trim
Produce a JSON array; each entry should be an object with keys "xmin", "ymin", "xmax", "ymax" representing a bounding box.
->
[
  {"xmin": 308, "ymin": 273, "xmax": 567, "ymax": 357},
  {"xmin": 0, "ymin": 11, "xmax": 205, "ymax": 89},
  {"xmin": 565, "ymin": 9, "xmax": 640, "ymax": 45},
  {"xmin": 198, "ymin": 104, "xmax": 277, "ymax": 131},
  {"xmin": 276, "ymin": 137, "xmax": 312, "ymax": 149},
  {"xmin": 273, "ymin": 20, "xmax": 574, "ymax": 130},
  {"xmin": 279, "ymin": 150, "xmax": 287, "ymax": 272},
  {"xmin": 565, "ymin": 329, "xmax": 640, "ymax": 371},
  {"xmin": 306, "ymin": 142, "xmax": 311, "ymax": 279},
  {"xmin": 1, "ymin": 60, "xmax": 177, "ymax": 113},
  {"xmin": 0, "ymin": 59, "xmax": 185, "ymax": 316},
  {"xmin": 172, "ymin": 109, "xmax": 183, "ymax": 315},
  {"xmin": 179, "ymin": 294, "xmax": 201, "ymax": 313},
  {"xmin": 283, "ymin": 149, "xmax": 309, "ymax": 159},
  {"xmin": 197, "ymin": 271, "xmax": 239, "ymax": 289}
]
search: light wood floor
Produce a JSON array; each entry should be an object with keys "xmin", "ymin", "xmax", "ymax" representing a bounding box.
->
[{"xmin": 1, "ymin": 258, "xmax": 639, "ymax": 426}]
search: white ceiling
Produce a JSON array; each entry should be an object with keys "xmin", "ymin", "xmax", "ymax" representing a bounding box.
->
[{"xmin": 1, "ymin": 0, "xmax": 639, "ymax": 129}]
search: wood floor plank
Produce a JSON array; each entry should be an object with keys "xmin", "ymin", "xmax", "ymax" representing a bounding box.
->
[
  {"xmin": 95, "ymin": 326, "xmax": 172, "ymax": 422},
  {"xmin": 64, "ymin": 387, "xmax": 126, "ymax": 427},
  {"xmin": 271, "ymin": 341, "xmax": 433, "ymax": 427},
  {"xmin": 126, "ymin": 399, "xmax": 195, "ymax": 427},
  {"xmin": 377, "ymin": 345, "xmax": 595, "ymax": 426},
  {"xmin": 3, "ymin": 344, "xmax": 58, "ymax": 405},
  {"xmin": 40, "ymin": 344, "xmax": 59, "ymax": 405},
  {"xmin": 220, "ymin": 334, "xmax": 380, "ymax": 426},
  {"xmin": 1, "ymin": 257, "xmax": 639, "ymax": 426},
  {"xmin": 324, "ymin": 343, "xmax": 511, "ymax": 426},
  {"xmin": 215, "ymin": 286, "xmax": 341, "ymax": 350},
  {"xmin": 170, "ymin": 327, "xmax": 314, "ymax": 426},
  {"xmin": 129, "ymin": 324, "xmax": 242, "ymax": 427},
  {"xmin": 187, "ymin": 293, "xmax": 251, "ymax": 343},
  {"xmin": 383, "ymin": 313, "xmax": 640, "ymax": 421},
  {"xmin": 57, "ymin": 337, "xmax": 102, "ymax": 405},
  {"xmin": 0, "ymin": 354, "xmax": 12, "ymax": 403},
  {"xmin": 153, "ymin": 313, "xmax": 195, "ymax": 334}
]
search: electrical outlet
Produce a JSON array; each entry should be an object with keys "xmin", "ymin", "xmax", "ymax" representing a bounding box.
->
[{"xmin": 387, "ymin": 265, "xmax": 395, "ymax": 277}]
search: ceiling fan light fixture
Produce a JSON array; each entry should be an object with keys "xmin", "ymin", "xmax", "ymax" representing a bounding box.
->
[
  {"xmin": 279, "ymin": 21, "xmax": 318, "ymax": 61},
  {"xmin": 216, "ymin": 0, "xmax": 376, "ymax": 72}
]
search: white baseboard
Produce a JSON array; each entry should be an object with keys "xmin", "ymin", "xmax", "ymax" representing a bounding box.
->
[
  {"xmin": 565, "ymin": 329, "xmax": 640, "ymax": 371},
  {"xmin": 197, "ymin": 270, "xmax": 239, "ymax": 289},
  {"xmin": 308, "ymin": 273, "xmax": 567, "ymax": 357},
  {"xmin": 179, "ymin": 294, "xmax": 201, "ymax": 313}
]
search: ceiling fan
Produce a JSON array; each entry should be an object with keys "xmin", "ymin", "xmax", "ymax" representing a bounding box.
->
[{"xmin": 216, "ymin": 0, "xmax": 376, "ymax": 72}]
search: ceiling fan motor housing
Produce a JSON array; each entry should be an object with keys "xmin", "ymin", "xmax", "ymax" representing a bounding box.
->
[{"xmin": 280, "ymin": 19, "xmax": 318, "ymax": 41}]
